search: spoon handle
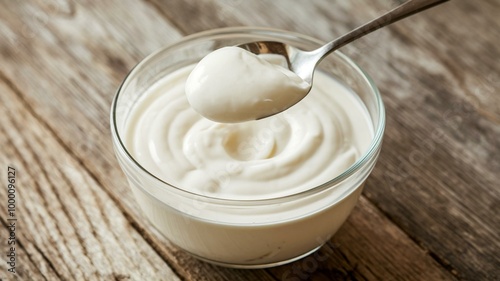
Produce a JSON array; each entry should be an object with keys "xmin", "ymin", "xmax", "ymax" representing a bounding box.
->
[{"xmin": 316, "ymin": 0, "xmax": 449, "ymax": 59}]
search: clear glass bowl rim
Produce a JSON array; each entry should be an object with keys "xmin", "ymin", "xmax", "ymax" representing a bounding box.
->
[{"xmin": 110, "ymin": 26, "xmax": 385, "ymax": 205}]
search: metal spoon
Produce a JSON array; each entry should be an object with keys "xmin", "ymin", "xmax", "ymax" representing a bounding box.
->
[{"xmin": 239, "ymin": 0, "xmax": 449, "ymax": 117}]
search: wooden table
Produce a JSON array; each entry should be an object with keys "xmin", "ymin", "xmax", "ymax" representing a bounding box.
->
[{"xmin": 1, "ymin": 0, "xmax": 498, "ymax": 280}]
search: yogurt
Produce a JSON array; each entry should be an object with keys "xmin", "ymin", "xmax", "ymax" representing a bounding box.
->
[
  {"xmin": 185, "ymin": 47, "xmax": 310, "ymax": 123},
  {"xmin": 124, "ymin": 64, "xmax": 373, "ymax": 200}
]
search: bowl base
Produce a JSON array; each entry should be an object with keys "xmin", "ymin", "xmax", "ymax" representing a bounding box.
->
[{"xmin": 188, "ymin": 244, "xmax": 324, "ymax": 269}]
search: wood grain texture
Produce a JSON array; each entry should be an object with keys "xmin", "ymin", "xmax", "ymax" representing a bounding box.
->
[
  {"xmin": 0, "ymin": 81, "xmax": 181, "ymax": 280},
  {"xmin": 0, "ymin": 0, "xmax": 498, "ymax": 280}
]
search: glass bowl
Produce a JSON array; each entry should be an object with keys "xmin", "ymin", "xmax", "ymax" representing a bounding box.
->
[{"xmin": 110, "ymin": 27, "xmax": 385, "ymax": 268}]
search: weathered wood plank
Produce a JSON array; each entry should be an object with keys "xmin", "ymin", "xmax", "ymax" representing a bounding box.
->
[
  {"xmin": 0, "ymin": 219, "xmax": 60, "ymax": 280},
  {"xmin": 0, "ymin": 81, "xmax": 181, "ymax": 280}
]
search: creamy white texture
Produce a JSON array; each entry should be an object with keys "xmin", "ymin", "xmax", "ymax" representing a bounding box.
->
[
  {"xmin": 124, "ymin": 64, "xmax": 373, "ymax": 200},
  {"xmin": 185, "ymin": 47, "xmax": 310, "ymax": 123}
]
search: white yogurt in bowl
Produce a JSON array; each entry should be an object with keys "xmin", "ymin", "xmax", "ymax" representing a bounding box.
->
[{"xmin": 111, "ymin": 27, "xmax": 385, "ymax": 268}]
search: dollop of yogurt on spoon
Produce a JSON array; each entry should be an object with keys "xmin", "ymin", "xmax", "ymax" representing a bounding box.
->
[{"xmin": 185, "ymin": 46, "xmax": 310, "ymax": 123}]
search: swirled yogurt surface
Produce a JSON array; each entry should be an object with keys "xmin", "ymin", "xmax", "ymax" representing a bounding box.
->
[
  {"xmin": 185, "ymin": 47, "xmax": 310, "ymax": 123},
  {"xmin": 124, "ymin": 63, "xmax": 373, "ymax": 200}
]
